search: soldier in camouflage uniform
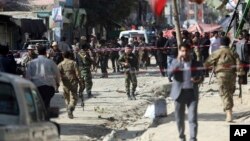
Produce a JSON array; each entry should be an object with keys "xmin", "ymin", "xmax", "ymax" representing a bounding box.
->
[
  {"xmin": 58, "ymin": 51, "xmax": 81, "ymax": 119},
  {"xmin": 78, "ymin": 45, "xmax": 94, "ymax": 98},
  {"xmin": 204, "ymin": 37, "xmax": 244, "ymax": 122},
  {"xmin": 118, "ymin": 45, "xmax": 138, "ymax": 100},
  {"xmin": 72, "ymin": 44, "xmax": 85, "ymax": 107}
]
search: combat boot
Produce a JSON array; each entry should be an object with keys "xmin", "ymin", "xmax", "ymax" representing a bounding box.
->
[
  {"xmin": 87, "ymin": 92, "xmax": 92, "ymax": 98},
  {"xmin": 79, "ymin": 92, "xmax": 84, "ymax": 107},
  {"xmin": 127, "ymin": 93, "xmax": 132, "ymax": 100},
  {"xmin": 131, "ymin": 92, "xmax": 136, "ymax": 100},
  {"xmin": 225, "ymin": 109, "xmax": 233, "ymax": 122},
  {"xmin": 67, "ymin": 106, "xmax": 74, "ymax": 119}
]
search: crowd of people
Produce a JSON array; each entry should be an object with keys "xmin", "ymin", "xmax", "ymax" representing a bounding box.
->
[
  {"xmin": 166, "ymin": 30, "xmax": 249, "ymax": 141},
  {"xmin": 0, "ymin": 29, "xmax": 249, "ymax": 123}
]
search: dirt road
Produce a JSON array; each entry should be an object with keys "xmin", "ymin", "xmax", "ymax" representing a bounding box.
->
[{"xmin": 50, "ymin": 62, "xmax": 250, "ymax": 141}]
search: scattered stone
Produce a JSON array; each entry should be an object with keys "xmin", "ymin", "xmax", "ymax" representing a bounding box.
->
[
  {"xmin": 116, "ymin": 89, "xmax": 126, "ymax": 93},
  {"xmin": 107, "ymin": 117, "xmax": 116, "ymax": 122},
  {"xmin": 152, "ymin": 84, "xmax": 171, "ymax": 98}
]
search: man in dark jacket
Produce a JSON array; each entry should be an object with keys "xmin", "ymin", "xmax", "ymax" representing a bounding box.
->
[
  {"xmin": 165, "ymin": 31, "xmax": 178, "ymax": 81},
  {"xmin": 200, "ymin": 32, "xmax": 211, "ymax": 77},
  {"xmin": 156, "ymin": 31, "xmax": 167, "ymax": 76},
  {"xmin": 168, "ymin": 43, "xmax": 204, "ymax": 141},
  {"xmin": 235, "ymin": 32, "xmax": 249, "ymax": 84},
  {"xmin": 0, "ymin": 45, "xmax": 17, "ymax": 74}
]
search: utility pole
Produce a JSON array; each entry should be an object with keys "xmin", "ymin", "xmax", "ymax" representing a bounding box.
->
[
  {"xmin": 194, "ymin": 4, "xmax": 198, "ymax": 21},
  {"xmin": 172, "ymin": 0, "xmax": 182, "ymax": 46}
]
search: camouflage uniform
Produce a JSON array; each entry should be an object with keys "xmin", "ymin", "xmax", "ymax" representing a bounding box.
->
[
  {"xmin": 73, "ymin": 51, "xmax": 85, "ymax": 107},
  {"xmin": 204, "ymin": 46, "xmax": 244, "ymax": 112},
  {"xmin": 78, "ymin": 49, "xmax": 94, "ymax": 97},
  {"xmin": 21, "ymin": 53, "xmax": 37, "ymax": 66},
  {"xmin": 118, "ymin": 52, "xmax": 138, "ymax": 100},
  {"xmin": 58, "ymin": 58, "xmax": 80, "ymax": 118}
]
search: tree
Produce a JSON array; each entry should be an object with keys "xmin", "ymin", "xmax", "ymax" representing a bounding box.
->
[
  {"xmin": 2, "ymin": 0, "xmax": 31, "ymax": 11},
  {"xmin": 80, "ymin": 0, "xmax": 137, "ymax": 28}
]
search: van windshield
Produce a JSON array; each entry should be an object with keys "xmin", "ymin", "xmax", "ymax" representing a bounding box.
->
[
  {"xmin": 0, "ymin": 82, "xmax": 19, "ymax": 115},
  {"xmin": 130, "ymin": 33, "xmax": 144, "ymax": 38},
  {"xmin": 121, "ymin": 33, "xmax": 145, "ymax": 38}
]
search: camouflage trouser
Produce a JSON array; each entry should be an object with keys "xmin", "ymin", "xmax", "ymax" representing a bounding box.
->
[
  {"xmin": 78, "ymin": 78, "xmax": 85, "ymax": 94},
  {"xmin": 216, "ymin": 72, "xmax": 236, "ymax": 111},
  {"xmin": 80, "ymin": 69, "xmax": 93, "ymax": 94},
  {"xmin": 125, "ymin": 71, "xmax": 137, "ymax": 94},
  {"xmin": 62, "ymin": 81, "xmax": 78, "ymax": 110}
]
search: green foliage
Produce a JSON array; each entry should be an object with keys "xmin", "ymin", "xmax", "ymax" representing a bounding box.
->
[{"xmin": 80, "ymin": 0, "xmax": 137, "ymax": 27}]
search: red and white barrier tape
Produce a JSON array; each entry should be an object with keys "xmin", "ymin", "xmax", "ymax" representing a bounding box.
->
[{"xmin": 92, "ymin": 63, "xmax": 249, "ymax": 76}]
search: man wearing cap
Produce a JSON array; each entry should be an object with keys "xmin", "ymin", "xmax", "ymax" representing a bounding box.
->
[
  {"xmin": 80, "ymin": 36, "xmax": 90, "ymax": 49},
  {"xmin": 48, "ymin": 41, "xmax": 63, "ymax": 65},
  {"xmin": 72, "ymin": 43, "xmax": 85, "ymax": 107},
  {"xmin": 78, "ymin": 44, "xmax": 94, "ymax": 98},
  {"xmin": 118, "ymin": 45, "xmax": 138, "ymax": 100},
  {"xmin": 21, "ymin": 44, "xmax": 37, "ymax": 75}
]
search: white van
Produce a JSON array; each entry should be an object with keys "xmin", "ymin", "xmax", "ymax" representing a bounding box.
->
[
  {"xmin": 119, "ymin": 30, "xmax": 149, "ymax": 44},
  {"xmin": 0, "ymin": 72, "xmax": 60, "ymax": 141}
]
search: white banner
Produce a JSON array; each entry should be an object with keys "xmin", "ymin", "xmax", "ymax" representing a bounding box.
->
[{"xmin": 52, "ymin": 6, "xmax": 63, "ymax": 22}]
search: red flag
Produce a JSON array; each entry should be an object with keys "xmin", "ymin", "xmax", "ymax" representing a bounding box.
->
[{"xmin": 150, "ymin": 0, "xmax": 167, "ymax": 16}]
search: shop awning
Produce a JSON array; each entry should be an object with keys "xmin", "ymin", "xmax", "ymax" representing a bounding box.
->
[
  {"xmin": 0, "ymin": 11, "xmax": 39, "ymax": 20},
  {"xmin": 0, "ymin": 11, "xmax": 47, "ymax": 35},
  {"xmin": 35, "ymin": 11, "xmax": 52, "ymax": 18},
  {"xmin": 30, "ymin": 0, "xmax": 54, "ymax": 6}
]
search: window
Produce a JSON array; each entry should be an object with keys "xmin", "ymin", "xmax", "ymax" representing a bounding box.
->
[
  {"xmin": 0, "ymin": 82, "xmax": 19, "ymax": 115},
  {"xmin": 31, "ymin": 89, "xmax": 47, "ymax": 121},
  {"xmin": 24, "ymin": 88, "xmax": 37, "ymax": 122}
]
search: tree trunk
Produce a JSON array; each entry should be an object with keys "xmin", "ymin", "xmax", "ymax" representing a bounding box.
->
[{"xmin": 172, "ymin": 0, "xmax": 182, "ymax": 46}]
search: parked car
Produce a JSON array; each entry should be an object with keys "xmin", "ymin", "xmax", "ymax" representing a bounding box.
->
[
  {"xmin": 0, "ymin": 72, "xmax": 60, "ymax": 141},
  {"xmin": 22, "ymin": 40, "xmax": 51, "ymax": 50},
  {"xmin": 119, "ymin": 29, "xmax": 149, "ymax": 44}
]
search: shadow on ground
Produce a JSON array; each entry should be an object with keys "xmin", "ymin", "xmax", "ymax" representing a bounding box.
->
[
  {"xmin": 60, "ymin": 123, "xmax": 112, "ymax": 138},
  {"xmin": 116, "ymin": 129, "xmax": 146, "ymax": 140},
  {"xmin": 51, "ymin": 92, "xmax": 101, "ymax": 112},
  {"xmin": 148, "ymin": 110, "xmax": 250, "ymax": 128}
]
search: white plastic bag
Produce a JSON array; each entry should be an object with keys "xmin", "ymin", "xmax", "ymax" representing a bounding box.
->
[{"xmin": 144, "ymin": 98, "xmax": 167, "ymax": 119}]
